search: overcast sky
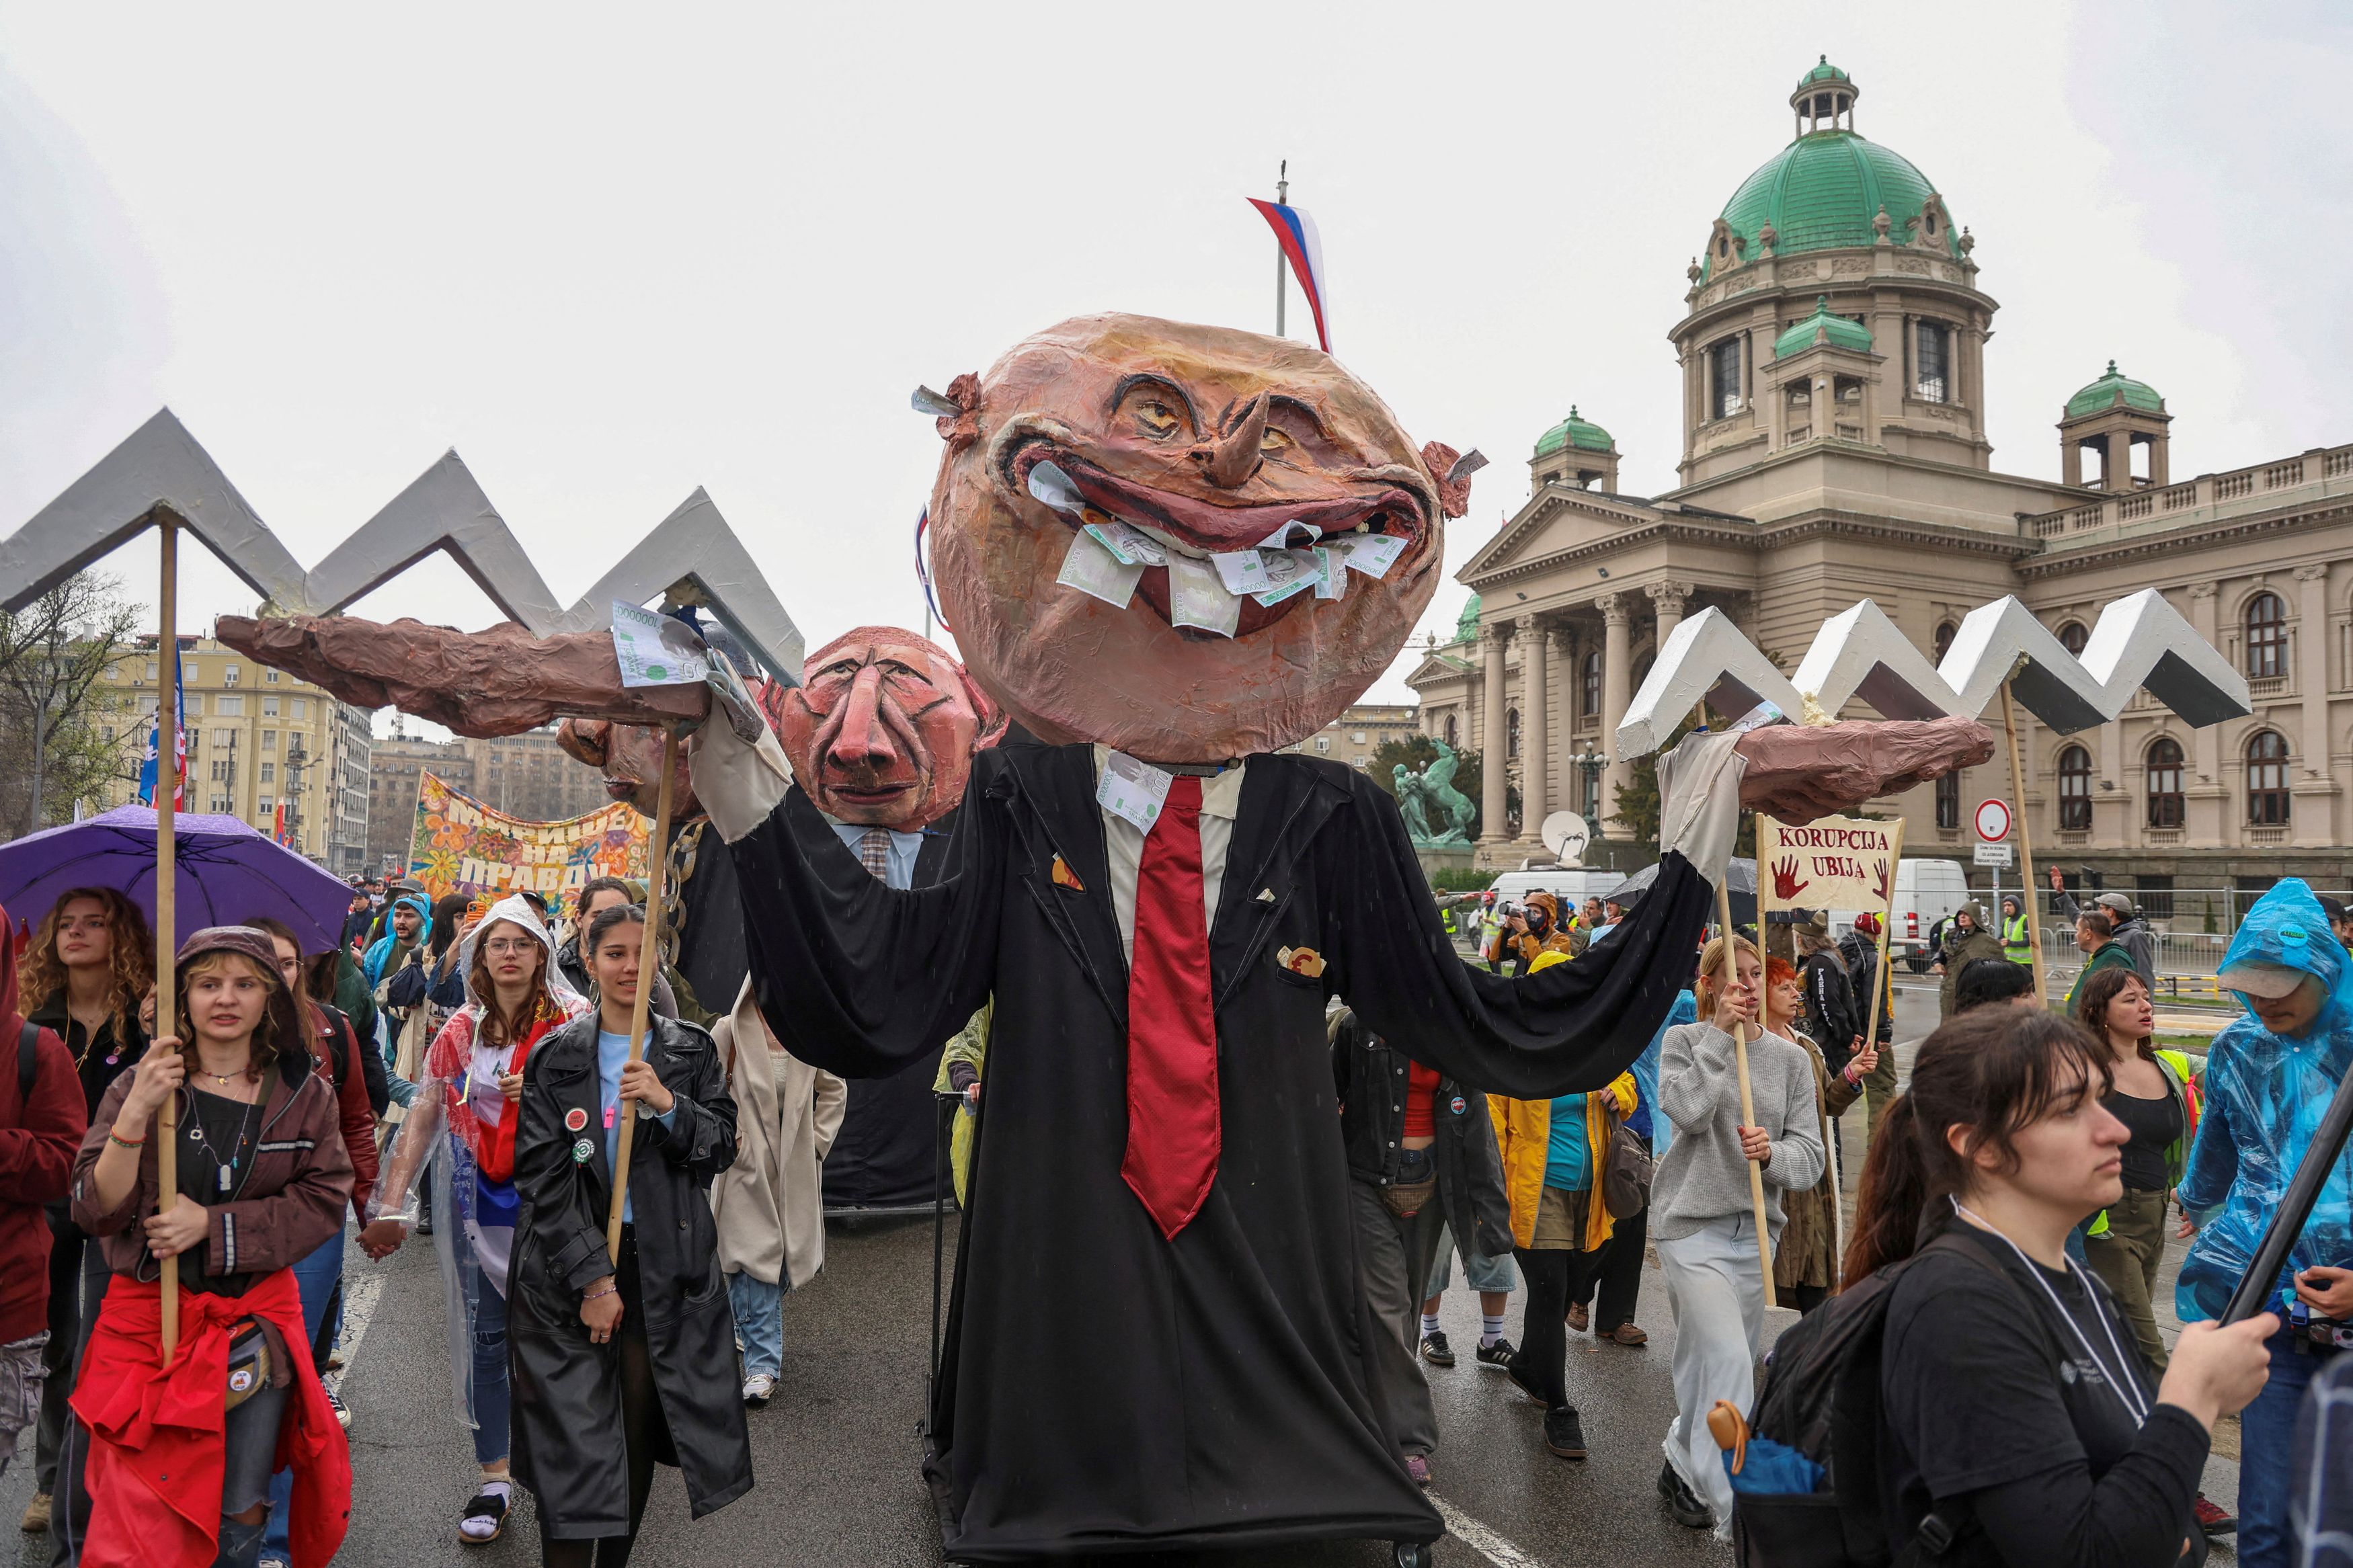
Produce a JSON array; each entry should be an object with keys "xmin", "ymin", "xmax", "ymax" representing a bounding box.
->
[{"xmin": 3, "ymin": 3, "xmax": 2346, "ymax": 738}]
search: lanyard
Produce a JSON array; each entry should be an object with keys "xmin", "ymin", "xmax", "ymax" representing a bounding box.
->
[{"xmin": 1951, "ymin": 1198, "xmax": 2151, "ymax": 1428}]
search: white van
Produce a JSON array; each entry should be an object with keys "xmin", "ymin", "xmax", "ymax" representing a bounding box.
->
[
  {"xmin": 1826, "ymin": 858, "xmax": 1970, "ymax": 972},
  {"xmin": 1481, "ymin": 867, "xmax": 1626, "ymax": 917}
]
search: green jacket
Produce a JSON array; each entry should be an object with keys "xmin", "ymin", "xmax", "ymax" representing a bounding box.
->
[
  {"xmin": 2086, "ymin": 1048, "xmax": 2196, "ymax": 1236},
  {"xmin": 1936, "ymin": 902, "xmax": 2005, "ymax": 1016},
  {"xmin": 2065, "ymin": 940, "xmax": 2137, "ymax": 1016}
]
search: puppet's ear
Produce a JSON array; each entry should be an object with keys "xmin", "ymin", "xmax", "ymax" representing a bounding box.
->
[
  {"xmin": 962, "ymin": 664, "xmax": 1010, "ymax": 751},
  {"xmin": 555, "ymin": 718, "xmax": 610, "ymax": 770},
  {"xmin": 936, "ymin": 372, "xmax": 984, "ymax": 454},
  {"xmin": 1421, "ymin": 440, "xmax": 1475, "ymax": 519}
]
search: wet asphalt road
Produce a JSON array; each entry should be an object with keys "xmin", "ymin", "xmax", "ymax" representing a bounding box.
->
[{"xmin": 1, "ymin": 981, "xmax": 2241, "ymax": 1567}]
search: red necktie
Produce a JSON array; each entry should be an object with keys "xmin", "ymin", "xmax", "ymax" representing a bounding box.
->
[{"xmin": 1121, "ymin": 774, "xmax": 1220, "ymax": 1239}]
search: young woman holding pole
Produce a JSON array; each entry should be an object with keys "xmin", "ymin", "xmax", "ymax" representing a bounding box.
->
[
  {"xmin": 506, "ymin": 902, "xmax": 749, "ymax": 1567},
  {"xmin": 66, "ymin": 926, "xmax": 353, "ymax": 1568}
]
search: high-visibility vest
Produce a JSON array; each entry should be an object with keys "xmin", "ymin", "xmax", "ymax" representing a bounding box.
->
[{"xmin": 2001, "ymin": 911, "xmax": 2032, "ymax": 964}]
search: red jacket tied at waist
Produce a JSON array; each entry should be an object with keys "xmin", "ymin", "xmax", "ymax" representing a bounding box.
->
[{"xmin": 70, "ymin": 1270, "xmax": 352, "ymax": 1568}]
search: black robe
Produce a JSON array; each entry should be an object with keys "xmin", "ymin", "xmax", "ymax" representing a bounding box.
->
[
  {"xmin": 507, "ymin": 1013, "xmax": 754, "ymax": 1535},
  {"xmin": 730, "ymin": 740, "xmax": 1710, "ymax": 1559},
  {"xmin": 817, "ymin": 818, "xmax": 959, "ymax": 1212}
]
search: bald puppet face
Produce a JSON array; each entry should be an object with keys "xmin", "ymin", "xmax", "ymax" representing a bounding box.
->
[{"xmin": 774, "ymin": 627, "xmax": 1004, "ymax": 829}]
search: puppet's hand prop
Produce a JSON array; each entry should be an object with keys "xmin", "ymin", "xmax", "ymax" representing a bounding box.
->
[
  {"xmin": 216, "ymin": 614, "xmax": 710, "ymax": 737},
  {"xmin": 1732, "ymin": 716, "xmax": 1992, "ymax": 823}
]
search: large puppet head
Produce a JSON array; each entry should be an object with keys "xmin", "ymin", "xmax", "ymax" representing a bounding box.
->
[
  {"xmin": 773, "ymin": 626, "xmax": 1006, "ymax": 829},
  {"xmin": 928, "ymin": 313, "xmax": 1470, "ymax": 763}
]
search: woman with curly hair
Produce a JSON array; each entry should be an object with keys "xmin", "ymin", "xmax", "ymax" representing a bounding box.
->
[
  {"xmin": 67, "ymin": 925, "xmax": 354, "ymax": 1568},
  {"xmin": 360, "ymin": 894, "xmax": 588, "ymax": 1546},
  {"xmin": 17, "ymin": 887, "xmax": 152, "ymax": 1538}
]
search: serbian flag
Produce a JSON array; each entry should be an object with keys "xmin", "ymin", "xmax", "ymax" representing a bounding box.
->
[
  {"xmin": 136, "ymin": 650, "xmax": 187, "ymax": 810},
  {"xmin": 1247, "ymin": 198, "xmax": 1330, "ymax": 353}
]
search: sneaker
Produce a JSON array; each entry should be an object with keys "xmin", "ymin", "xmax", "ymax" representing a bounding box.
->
[
  {"xmin": 1659, "ymin": 1460, "xmax": 1713, "ymax": 1530},
  {"xmin": 1403, "ymin": 1452, "xmax": 1433, "ymax": 1487},
  {"xmin": 1474, "ymin": 1336, "xmax": 1517, "ymax": 1368},
  {"xmin": 1565, "ymin": 1301, "xmax": 1590, "ymax": 1333},
  {"xmin": 1505, "ymin": 1359, "xmax": 1548, "ymax": 1407},
  {"xmin": 458, "ymin": 1484, "xmax": 512, "ymax": 1545},
  {"xmin": 1419, "ymin": 1330, "xmax": 1455, "ymax": 1367},
  {"xmin": 742, "ymin": 1372, "xmax": 777, "ymax": 1408},
  {"xmin": 326, "ymin": 1389, "xmax": 352, "ymax": 1431},
  {"xmin": 20, "ymin": 1493, "xmax": 49, "ymax": 1533},
  {"xmin": 2193, "ymin": 1495, "xmax": 2236, "ymax": 1536},
  {"xmin": 1542, "ymin": 1405, "xmax": 1589, "ymax": 1459},
  {"xmin": 1605, "ymin": 1322, "xmax": 1650, "ymax": 1347}
]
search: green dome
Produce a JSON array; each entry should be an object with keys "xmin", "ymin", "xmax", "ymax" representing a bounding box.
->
[
  {"xmin": 2065, "ymin": 361, "xmax": 2164, "ymax": 419},
  {"xmin": 1453, "ymin": 594, "xmax": 1482, "ymax": 644},
  {"xmin": 1776, "ymin": 295, "xmax": 1873, "ymax": 358},
  {"xmin": 1796, "ymin": 54, "xmax": 1849, "ymax": 87},
  {"xmin": 1704, "ymin": 129, "xmax": 1958, "ymax": 282},
  {"xmin": 1534, "ymin": 405, "xmax": 1613, "ymax": 457}
]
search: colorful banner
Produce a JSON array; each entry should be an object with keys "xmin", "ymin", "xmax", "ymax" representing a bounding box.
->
[
  {"xmin": 405, "ymin": 772, "xmax": 648, "ymax": 903},
  {"xmin": 1758, "ymin": 814, "xmax": 1899, "ymax": 913}
]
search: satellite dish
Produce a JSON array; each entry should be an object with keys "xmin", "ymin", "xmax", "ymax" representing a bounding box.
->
[{"xmin": 1540, "ymin": 811, "xmax": 1591, "ymax": 866}]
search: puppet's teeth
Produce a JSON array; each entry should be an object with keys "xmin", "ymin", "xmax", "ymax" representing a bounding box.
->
[
  {"xmin": 1082, "ymin": 510, "xmax": 1166, "ymax": 568},
  {"xmin": 1251, "ymin": 548, "xmax": 1326, "ymax": 607},
  {"xmin": 1027, "ymin": 460, "xmax": 1086, "ymax": 513},
  {"xmin": 1056, "ymin": 529, "xmax": 1144, "ymax": 608},
  {"xmin": 1167, "ymin": 553, "xmax": 1241, "ymax": 638}
]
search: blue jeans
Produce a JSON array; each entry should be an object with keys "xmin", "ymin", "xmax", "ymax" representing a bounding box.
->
[
  {"xmin": 2239, "ymin": 1331, "xmax": 2333, "ymax": 1568},
  {"xmin": 261, "ymin": 1229, "xmax": 344, "ymax": 1562},
  {"xmin": 728, "ymin": 1272, "xmax": 784, "ymax": 1380},
  {"xmin": 469, "ymin": 1278, "xmax": 510, "ymax": 1467}
]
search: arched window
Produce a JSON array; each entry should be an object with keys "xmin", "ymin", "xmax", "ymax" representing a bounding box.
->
[
  {"xmin": 1935, "ymin": 771, "xmax": 1960, "ymax": 831},
  {"xmin": 2057, "ymin": 745, "xmax": 2093, "ymax": 831},
  {"xmin": 2245, "ymin": 593, "xmax": 2286, "ymax": 679},
  {"xmin": 2145, "ymin": 737, "xmax": 2185, "ymax": 829},
  {"xmin": 1506, "ymin": 708, "xmax": 1521, "ymax": 759},
  {"xmin": 2247, "ymin": 731, "xmax": 2291, "ymax": 824},
  {"xmin": 1933, "ymin": 621, "xmax": 1958, "ymax": 663},
  {"xmin": 1443, "ymin": 712, "xmax": 1458, "ymax": 748},
  {"xmin": 1581, "ymin": 651, "xmax": 1601, "ymax": 718},
  {"xmin": 2058, "ymin": 621, "xmax": 2089, "ymax": 657}
]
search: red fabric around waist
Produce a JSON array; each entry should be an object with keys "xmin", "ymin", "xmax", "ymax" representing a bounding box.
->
[{"xmin": 1402, "ymin": 1061, "xmax": 1441, "ymax": 1140}]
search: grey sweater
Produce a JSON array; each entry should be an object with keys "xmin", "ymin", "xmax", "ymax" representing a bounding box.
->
[{"xmin": 1650, "ymin": 1021, "xmax": 1826, "ymax": 1243}]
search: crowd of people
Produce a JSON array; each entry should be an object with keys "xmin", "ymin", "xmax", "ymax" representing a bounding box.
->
[{"xmin": 0, "ymin": 852, "xmax": 2346, "ymax": 1567}]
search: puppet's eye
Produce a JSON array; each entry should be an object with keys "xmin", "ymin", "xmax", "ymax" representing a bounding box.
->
[
  {"xmin": 1259, "ymin": 426, "xmax": 1298, "ymax": 458},
  {"xmin": 1133, "ymin": 400, "xmax": 1179, "ymax": 438}
]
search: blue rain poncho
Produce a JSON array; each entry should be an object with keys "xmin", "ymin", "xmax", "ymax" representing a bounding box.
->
[{"xmin": 2175, "ymin": 878, "xmax": 2353, "ymax": 1322}]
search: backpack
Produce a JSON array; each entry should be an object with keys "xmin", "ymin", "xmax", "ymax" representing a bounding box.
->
[
  {"xmin": 15, "ymin": 1020, "xmax": 35, "ymax": 1106},
  {"xmin": 1730, "ymin": 1231, "xmax": 2015, "ymax": 1567}
]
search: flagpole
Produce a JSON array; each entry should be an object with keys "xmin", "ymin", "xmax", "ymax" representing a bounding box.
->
[
  {"xmin": 1274, "ymin": 161, "xmax": 1288, "ymax": 338},
  {"xmin": 155, "ymin": 518, "xmax": 180, "ymax": 1362}
]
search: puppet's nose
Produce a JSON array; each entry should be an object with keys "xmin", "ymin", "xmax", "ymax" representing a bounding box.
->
[
  {"xmin": 1189, "ymin": 395, "xmax": 1266, "ymax": 489},
  {"xmin": 829, "ymin": 667, "xmax": 900, "ymax": 768}
]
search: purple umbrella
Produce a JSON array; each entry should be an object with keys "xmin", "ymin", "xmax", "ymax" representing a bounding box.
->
[{"xmin": 0, "ymin": 805, "xmax": 356, "ymax": 954}]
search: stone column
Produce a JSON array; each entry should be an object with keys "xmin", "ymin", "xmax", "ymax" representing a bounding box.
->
[
  {"xmin": 1648, "ymin": 579, "xmax": 1691, "ymax": 649},
  {"xmin": 1478, "ymin": 622, "xmax": 1513, "ymax": 847},
  {"xmin": 1598, "ymin": 593, "xmax": 1633, "ymax": 839},
  {"xmin": 2186, "ymin": 583, "xmax": 2225, "ymax": 847},
  {"xmin": 2296, "ymin": 563, "xmax": 2336, "ymax": 845},
  {"xmin": 1519, "ymin": 614, "xmax": 1550, "ymax": 844},
  {"xmin": 1549, "ymin": 624, "xmax": 1580, "ymax": 817}
]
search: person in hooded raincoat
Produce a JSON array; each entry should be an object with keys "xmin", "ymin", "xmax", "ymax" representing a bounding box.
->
[
  {"xmin": 1933, "ymin": 901, "xmax": 2003, "ymax": 1017},
  {"xmin": 358, "ymin": 893, "xmax": 590, "ymax": 1547},
  {"xmin": 506, "ymin": 900, "xmax": 750, "ymax": 1565},
  {"xmin": 2176, "ymin": 878, "xmax": 2353, "ymax": 1568}
]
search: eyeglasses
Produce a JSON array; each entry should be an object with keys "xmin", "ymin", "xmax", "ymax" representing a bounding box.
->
[{"xmin": 483, "ymin": 939, "xmax": 536, "ymax": 956}]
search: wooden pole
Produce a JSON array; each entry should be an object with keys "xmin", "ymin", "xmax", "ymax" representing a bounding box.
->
[
  {"xmin": 1697, "ymin": 702, "xmax": 1776, "ymax": 1308},
  {"xmin": 1999, "ymin": 684, "xmax": 2049, "ymax": 1008},
  {"xmin": 155, "ymin": 520, "xmax": 180, "ymax": 1360},
  {"xmin": 1835, "ymin": 817, "xmax": 1905, "ymax": 1292},
  {"xmin": 605, "ymin": 727, "xmax": 679, "ymax": 1260}
]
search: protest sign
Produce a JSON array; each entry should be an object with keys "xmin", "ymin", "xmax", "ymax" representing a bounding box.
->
[
  {"xmin": 406, "ymin": 771, "xmax": 649, "ymax": 902},
  {"xmin": 1758, "ymin": 813, "xmax": 1899, "ymax": 913}
]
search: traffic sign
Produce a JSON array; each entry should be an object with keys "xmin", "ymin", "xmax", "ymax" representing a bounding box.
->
[
  {"xmin": 1974, "ymin": 798, "xmax": 2011, "ymax": 843},
  {"xmin": 1973, "ymin": 843, "xmax": 2015, "ymax": 868}
]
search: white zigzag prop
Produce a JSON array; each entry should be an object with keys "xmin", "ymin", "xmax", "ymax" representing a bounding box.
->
[
  {"xmin": 0, "ymin": 409, "xmax": 805, "ymax": 682},
  {"xmin": 1617, "ymin": 591, "xmax": 2249, "ymax": 759}
]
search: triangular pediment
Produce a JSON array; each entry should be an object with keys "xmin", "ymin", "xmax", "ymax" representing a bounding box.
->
[{"xmin": 1458, "ymin": 485, "xmax": 1664, "ymax": 579}]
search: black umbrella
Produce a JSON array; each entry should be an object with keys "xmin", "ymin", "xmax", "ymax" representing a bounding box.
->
[{"xmin": 1607, "ymin": 857, "xmax": 1757, "ymax": 926}]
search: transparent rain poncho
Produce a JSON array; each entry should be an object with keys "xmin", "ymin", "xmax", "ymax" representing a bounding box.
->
[
  {"xmin": 368, "ymin": 895, "xmax": 588, "ymax": 1429},
  {"xmin": 2175, "ymin": 878, "xmax": 2353, "ymax": 1322}
]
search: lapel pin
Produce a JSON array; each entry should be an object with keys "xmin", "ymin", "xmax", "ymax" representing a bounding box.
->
[
  {"xmin": 565, "ymin": 1107, "xmax": 589, "ymax": 1132},
  {"xmin": 1275, "ymin": 945, "xmax": 1326, "ymax": 978},
  {"xmin": 571, "ymin": 1138, "xmax": 595, "ymax": 1165},
  {"xmin": 1052, "ymin": 854, "xmax": 1086, "ymax": 892}
]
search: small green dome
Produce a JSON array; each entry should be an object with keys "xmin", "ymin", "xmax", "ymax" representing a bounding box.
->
[
  {"xmin": 1453, "ymin": 594, "xmax": 1482, "ymax": 644},
  {"xmin": 1704, "ymin": 129, "xmax": 1958, "ymax": 282},
  {"xmin": 1797, "ymin": 54, "xmax": 1849, "ymax": 87},
  {"xmin": 1534, "ymin": 405, "xmax": 1613, "ymax": 457},
  {"xmin": 1776, "ymin": 295, "xmax": 1874, "ymax": 358},
  {"xmin": 2065, "ymin": 360, "xmax": 2165, "ymax": 419}
]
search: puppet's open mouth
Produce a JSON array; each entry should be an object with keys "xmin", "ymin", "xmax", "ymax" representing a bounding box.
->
[
  {"xmin": 601, "ymin": 776, "xmax": 641, "ymax": 802},
  {"xmin": 1003, "ymin": 441, "xmax": 1428, "ymax": 638},
  {"xmin": 826, "ymin": 779, "xmax": 916, "ymax": 807}
]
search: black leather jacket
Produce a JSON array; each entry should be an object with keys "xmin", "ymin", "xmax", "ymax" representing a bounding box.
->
[{"xmin": 1330, "ymin": 1009, "xmax": 1514, "ymax": 1260}]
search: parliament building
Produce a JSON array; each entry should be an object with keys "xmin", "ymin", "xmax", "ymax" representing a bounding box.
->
[{"xmin": 1408, "ymin": 58, "xmax": 2353, "ymax": 923}]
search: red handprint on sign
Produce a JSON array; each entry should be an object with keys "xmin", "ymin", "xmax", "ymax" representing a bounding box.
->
[
  {"xmin": 1771, "ymin": 856, "xmax": 1812, "ymax": 903},
  {"xmin": 1874, "ymin": 858, "xmax": 1895, "ymax": 906}
]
